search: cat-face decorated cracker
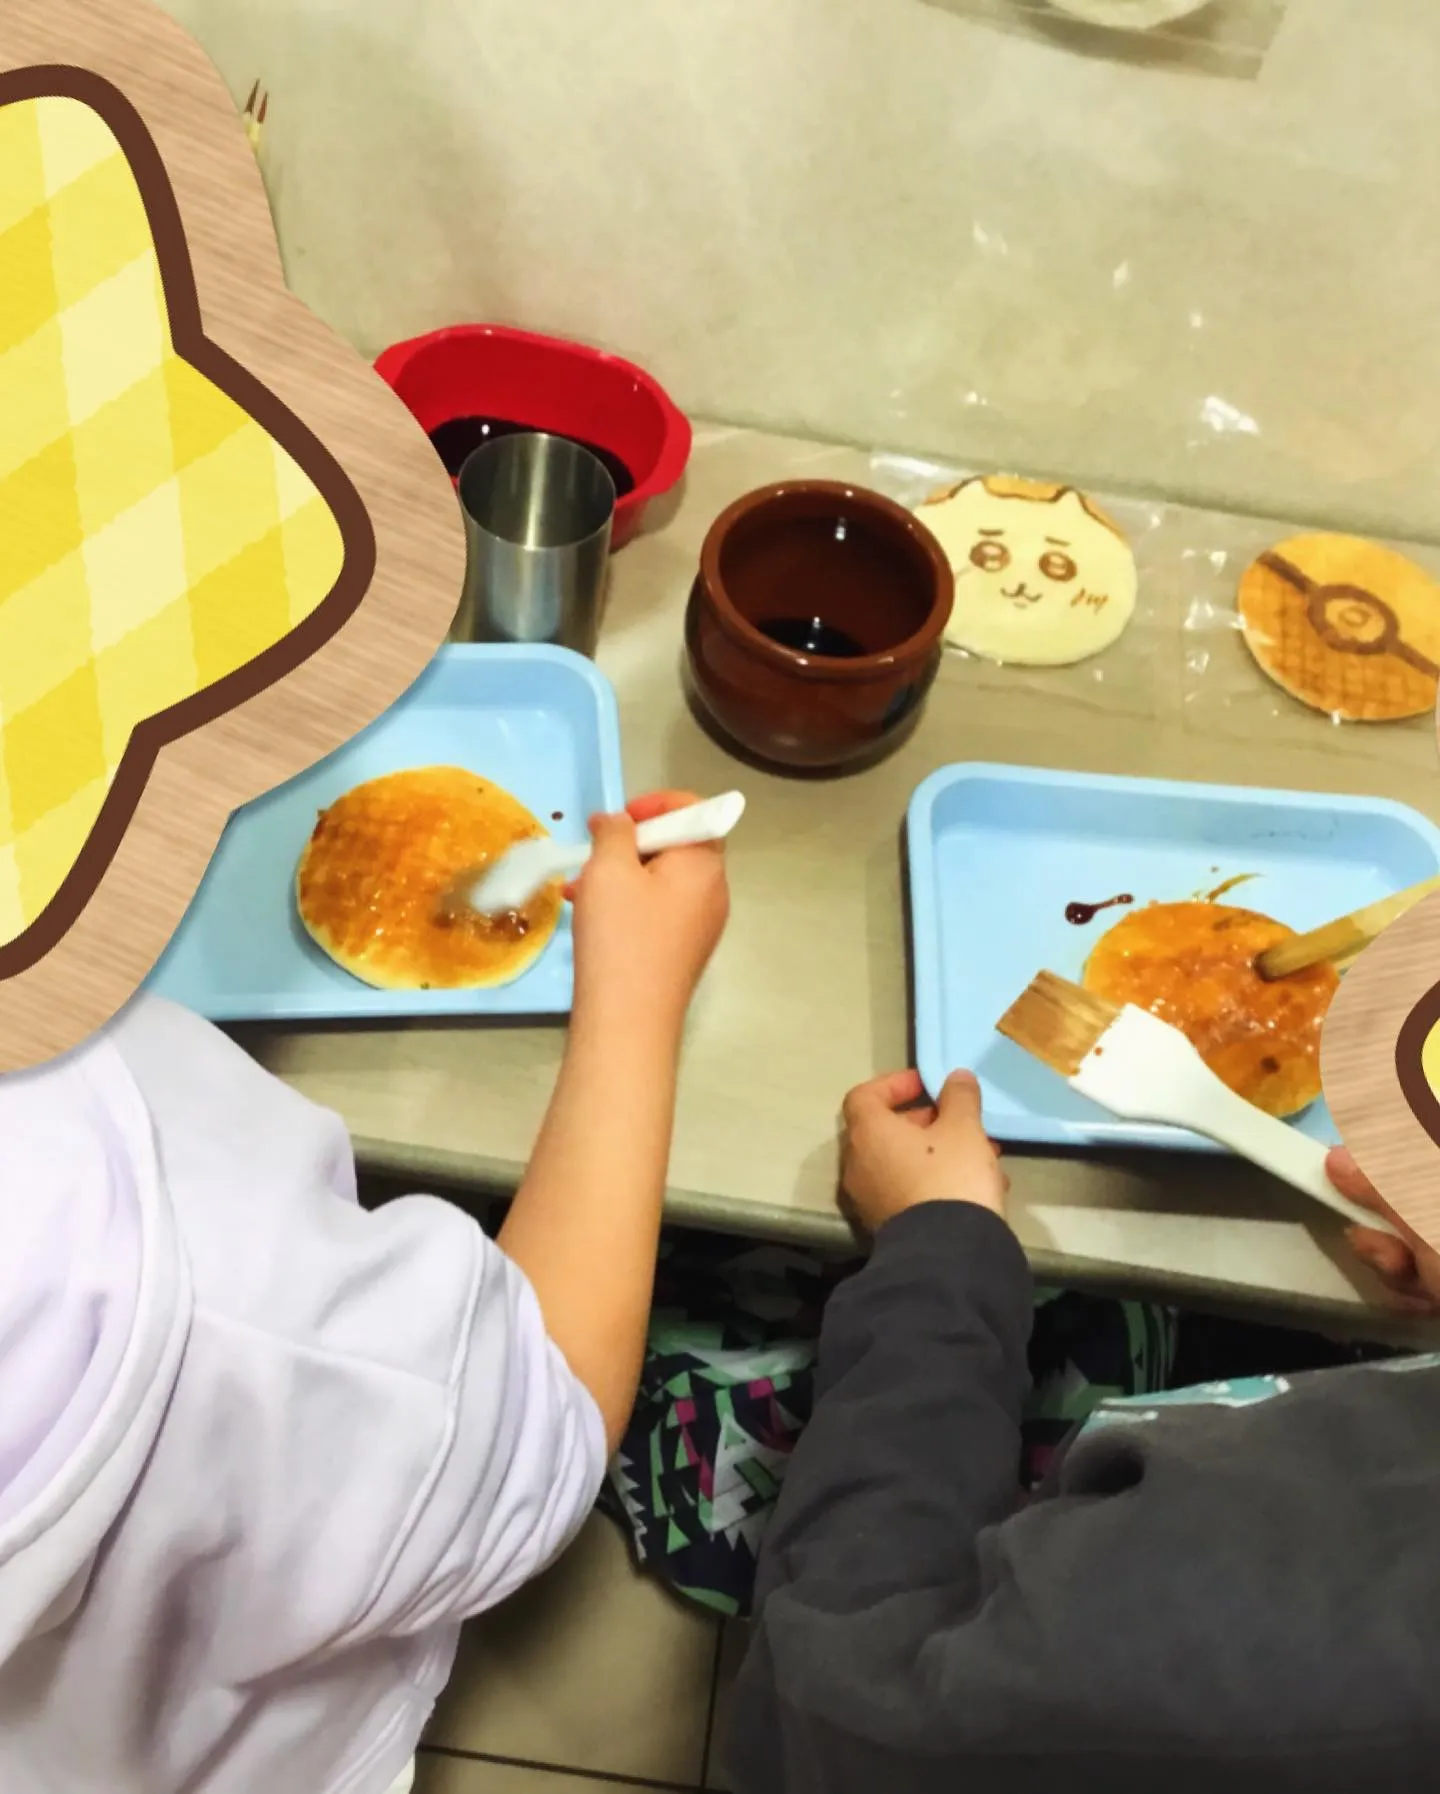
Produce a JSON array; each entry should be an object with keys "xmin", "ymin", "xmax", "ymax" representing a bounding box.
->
[
  {"xmin": 917, "ymin": 475, "xmax": 1137, "ymax": 667},
  {"xmin": 0, "ymin": 0, "xmax": 464, "ymax": 1071}
]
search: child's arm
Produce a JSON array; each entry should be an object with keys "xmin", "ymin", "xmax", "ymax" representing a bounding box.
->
[
  {"xmin": 725, "ymin": 1074, "xmax": 1440, "ymax": 1794},
  {"xmin": 749, "ymin": 1070, "xmax": 1030, "ymax": 1607},
  {"xmin": 107, "ymin": 802, "xmax": 726, "ymax": 1661},
  {"xmin": 497, "ymin": 793, "xmax": 728, "ymax": 1452}
]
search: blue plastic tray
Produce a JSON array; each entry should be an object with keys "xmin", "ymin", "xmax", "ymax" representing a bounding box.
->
[
  {"xmin": 907, "ymin": 763, "xmax": 1440, "ymax": 1152},
  {"xmin": 147, "ymin": 645, "xmax": 625, "ymax": 1021}
]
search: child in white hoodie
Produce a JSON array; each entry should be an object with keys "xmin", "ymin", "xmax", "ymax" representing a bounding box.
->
[{"xmin": 0, "ymin": 792, "xmax": 729, "ymax": 1794}]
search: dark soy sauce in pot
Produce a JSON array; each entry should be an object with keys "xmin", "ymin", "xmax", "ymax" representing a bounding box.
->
[
  {"xmin": 758, "ymin": 616, "xmax": 867, "ymax": 659},
  {"xmin": 727, "ymin": 512, "xmax": 935, "ymax": 662},
  {"xmin": 428, "ymin": 415, "xmax": 636, "ymax": 497}
]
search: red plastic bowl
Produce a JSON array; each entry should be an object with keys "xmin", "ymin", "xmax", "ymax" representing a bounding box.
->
[{"xmin": 374, "ymin": 324, "xmax": 691, "ymax": 552}]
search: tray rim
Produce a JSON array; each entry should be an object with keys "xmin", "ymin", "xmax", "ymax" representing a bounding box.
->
[
  {"xmin": 906, "ymin": 760, "xmax": 1440, "ymax": 1151},
  {"xmin": 149, "ymin": 642, "xmax": 626, "ymax": 1023}
]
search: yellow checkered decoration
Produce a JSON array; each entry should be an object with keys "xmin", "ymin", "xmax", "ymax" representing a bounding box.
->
[{"xmin": 0, "ymin": 93, "xmax": 344, "ymax": 948}]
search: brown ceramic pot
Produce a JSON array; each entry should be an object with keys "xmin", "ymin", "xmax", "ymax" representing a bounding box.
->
[{"xmin": 685, "ymin": 481, "xmax": 953, "ymax": 771}]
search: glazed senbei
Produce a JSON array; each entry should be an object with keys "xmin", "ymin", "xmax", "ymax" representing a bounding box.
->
[
  {"xmin": 1082, "ymin": 900, "xmax": 1339, "ymax": 1117},
  {"xmin": 297, "ymin": 767, "xmax": 561, "ymax": 991}
]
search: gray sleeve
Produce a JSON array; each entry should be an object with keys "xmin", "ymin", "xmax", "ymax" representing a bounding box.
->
[{"xmin": 725, "ymin": 1204, "xmax": 1440, "ymax": 1794}]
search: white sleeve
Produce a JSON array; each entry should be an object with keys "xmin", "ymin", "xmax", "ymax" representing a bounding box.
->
[
  {"xmin": 108, "ymin": 996, "xmax": 607, "ymax": 1659},
  {"xmin": 168, "ymin": 1187, "xmax": 609, "ymax": 1661},
  {"xmin": 349, "ymin": 1207, "xmax": 610, "ymax": 1636},
  {"xmin": 237, "ymin": 1190, "xmax": 611, "ymax": 1652}
]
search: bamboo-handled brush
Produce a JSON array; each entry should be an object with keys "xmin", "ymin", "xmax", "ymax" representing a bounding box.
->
[
  {"xmin": 996, "ymin": 971, "xmax": 1397, "ymax": 1235},
  {"xmin": 1255, "ymin": 875, "xmax": 1440, "ymax": 982},
  {"xmin": 242, "ymin": 80, "xmax": 268, "ymax": 155}
]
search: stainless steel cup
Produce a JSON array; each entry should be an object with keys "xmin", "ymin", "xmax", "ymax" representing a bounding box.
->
[{"xmin": 453, "ymin": 432, "xmax": 616, "ymax": 655}]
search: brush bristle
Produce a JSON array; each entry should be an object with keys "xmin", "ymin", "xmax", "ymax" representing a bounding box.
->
[{"xmin": 996, "ymin": 971, "xmax": 1122, "ymax": 1077}]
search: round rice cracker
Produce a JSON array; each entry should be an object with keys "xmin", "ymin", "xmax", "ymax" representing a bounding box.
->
[
  {"xmin": 917, "ymin": 474, "xmax": 1137, "ymax": 667},
  {"xmin": 1083, "ymin": 900, "xmax": 1337, "ymax": 1119},
  {"xmin": 296, "ymin": 767, "xmax": 560, "ymax": 991},
  {"xmin": 1237, "ymin": 533, "xmax": 1440, "ymax": 723}
]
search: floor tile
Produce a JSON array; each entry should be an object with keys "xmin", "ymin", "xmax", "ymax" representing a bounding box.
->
[
  {"xmin": 415, "ymin": 1755, "xmax": 687, "ymax": 1793},
  {"xmin": 704, "ymin": 1621, "xmax": 750, "ymax": 1790},
  {"xmin": 426, "ymin": 1512, "xmax": 720, "ymax": 1786}
]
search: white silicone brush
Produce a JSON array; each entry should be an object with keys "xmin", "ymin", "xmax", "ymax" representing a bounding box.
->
[
  {"xmin": 996, "ymin": 970, "xmax": 1397, "ymax": 1236},
  {"xmin": 448, "ymin": 790, "xmax": 746, "ymax": 918}
]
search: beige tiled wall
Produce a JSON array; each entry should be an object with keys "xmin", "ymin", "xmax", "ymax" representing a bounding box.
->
[{"xmin": 161, "ymin": 0, "xmax": 1440, "ymax": 536}]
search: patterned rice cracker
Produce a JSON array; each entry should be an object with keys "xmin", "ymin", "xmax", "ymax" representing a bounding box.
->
[{"xmin": 1237, "ymin": 533, "xmax": 1440, "ymax": 723}]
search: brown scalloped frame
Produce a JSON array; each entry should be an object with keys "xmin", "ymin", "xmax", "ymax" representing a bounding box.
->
[
  {"xmin": 0, "ymin": 0, "xmax": 464, "ymax": 1072},
  {"xmin": 1323, "ymin": 888, "xmax": 1440, "ymax": 1253}
]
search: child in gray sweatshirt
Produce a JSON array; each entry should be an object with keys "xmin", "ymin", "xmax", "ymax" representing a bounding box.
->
[{"xmin": 727, "ymin": 1068, "xmax": 1440, "ymax": 1794}]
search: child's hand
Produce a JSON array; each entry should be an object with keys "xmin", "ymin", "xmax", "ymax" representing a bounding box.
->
[
  {"xmin": 1330, "ymin": 1146, "xmax": 1440, "ymax": 1313},
  {"xmin": 569, "ymin": 790, "xmax": 730, "ymax": 1032},
  {"xmin": 841, "ymin": 1068, "xmax": 1008, "ymax": 1235}
]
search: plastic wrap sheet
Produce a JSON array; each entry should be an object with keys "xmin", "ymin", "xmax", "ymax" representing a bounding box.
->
[
  {"xmin": 874, "ymin": 451, "xmax": 1440, "ymax": 774},
  {"xmin": 921, "ymin": 0, "xmax": 1288, "ymax": 81}
]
